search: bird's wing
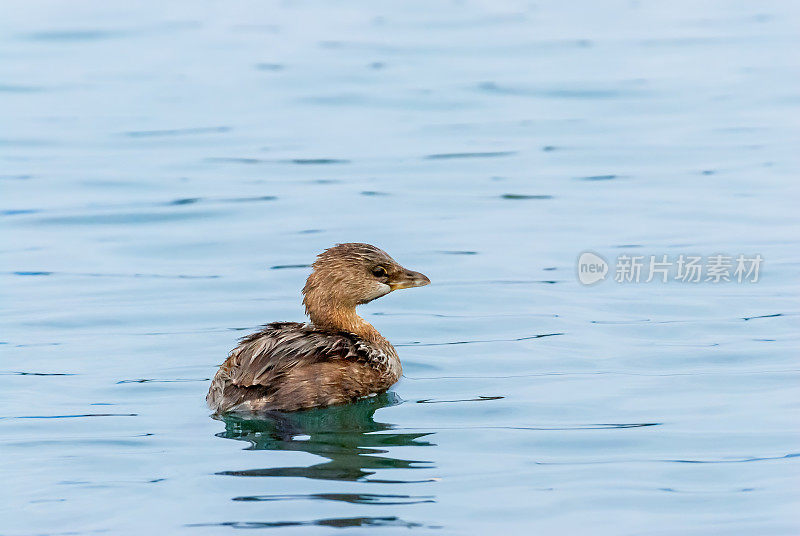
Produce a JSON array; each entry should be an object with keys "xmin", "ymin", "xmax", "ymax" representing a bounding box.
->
[{"xmin": 226, "ymin": 322, "xmax": 366, "ymax": 388}]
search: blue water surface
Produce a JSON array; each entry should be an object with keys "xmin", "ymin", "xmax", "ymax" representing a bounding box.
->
[{"xmin": 2, "ymin": 1, "xmax": 799, "ymax": 534}]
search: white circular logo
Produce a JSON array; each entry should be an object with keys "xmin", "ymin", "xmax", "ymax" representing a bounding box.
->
[{"xmin": 577, "ymin": 251, "xmax": 608, "ymax": 285}]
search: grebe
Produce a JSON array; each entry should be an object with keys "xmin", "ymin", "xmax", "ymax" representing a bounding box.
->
[{"xmin": 207, "ymin": 243, "xmax": 430, "ymax": 413}]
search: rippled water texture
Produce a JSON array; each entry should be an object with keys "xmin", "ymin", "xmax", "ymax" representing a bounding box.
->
[{"xmin": 2, "ymin": 1, "xmax": 799, "ymax": 534}]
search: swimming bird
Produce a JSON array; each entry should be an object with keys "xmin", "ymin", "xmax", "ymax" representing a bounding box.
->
[{"xmin": 207, "ymin": 243, "xmax": 430, "ymax": 413}]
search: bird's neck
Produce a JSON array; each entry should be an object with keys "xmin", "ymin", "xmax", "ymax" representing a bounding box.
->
[{"xmin": 309, "ymin": 305, "xmax": 384, "ymax": 345}]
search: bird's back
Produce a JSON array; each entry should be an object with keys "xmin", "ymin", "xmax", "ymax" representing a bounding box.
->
[{"xmin": 207, "ymin": 322, "xmax": 400, "ymax": 413}]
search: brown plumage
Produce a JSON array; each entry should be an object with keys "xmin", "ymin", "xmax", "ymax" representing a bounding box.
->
[{"xmin": 207, "ymin": 243, "xmax": 430, "ymax": 413}]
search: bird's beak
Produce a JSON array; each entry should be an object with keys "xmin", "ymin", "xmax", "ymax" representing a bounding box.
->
[{"xmin": 389, "ymin": 269, "xmax": 431, "ymax": 290}]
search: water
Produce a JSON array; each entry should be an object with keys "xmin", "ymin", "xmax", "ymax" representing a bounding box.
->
[{"xmin": 2, "ymin": 1, "xmax": 799, "ymax": 534}]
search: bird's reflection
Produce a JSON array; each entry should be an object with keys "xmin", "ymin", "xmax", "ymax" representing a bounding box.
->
[{"xmin": 214, "ymin": 392, "xmax": 436, "ymax": 484}]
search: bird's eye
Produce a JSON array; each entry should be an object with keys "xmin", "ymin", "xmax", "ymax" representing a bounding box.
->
[{"xmin": 372, "ymin": 266, "xmax": 387, "ymax": 278}]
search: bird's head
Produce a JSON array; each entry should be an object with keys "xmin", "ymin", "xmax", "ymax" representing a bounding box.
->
[{"xmin": 302, "ymin": 243, "xmax": 430, "ymax": 319}]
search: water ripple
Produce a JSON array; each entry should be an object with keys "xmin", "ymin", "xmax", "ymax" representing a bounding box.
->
[
  {"xmin": 187, "ymin": 516, "xmax": 431, "ymax": 529},
  {"xmin": 416, "ymin": 396, "xmax": 504, "ymax": 404},
  {"xmin": 534, "ymin": 453, "xmax": 799, "ymax": 466},
  {"xmin": 743, "ymin": 313, "xmax": 785, "ymax": 321},
  {"xmin": 231, "ymin": 493, "xmax": 436, "ymax": 505},
  {"xmin": 3, "ymin": 371, "xmax": 75, "ymax": 376},
  {"xmin": 23, "ymin": 29, "xmax": 127, "ymax": 41},
  {"xmin": 396, "ymin": 423, "xmax": 662, "ymax": 431},
  {"xmin": 270, "ymin": 264, "xmax": 311, "ymax": 270},
  {"xmin": 4, "ymin": 413, "xmax": 137, "ymax": 420},
  {"xmin": 5, "ymin": 271, "xmax": 219, "ymax": 279},
  {"xmin": 36, "ymin": 211, "xmax": 216, "ymax": 226},
  {"xmin": 124, "ymin": 126, "xmax": 230, "ymax": 137},
  {"xmin": 397, "ymin": 332, "xmax": 563, "ymax": 347},
  {"xmin": 424, "ymin": 151, "xmax": 516, "ymax": 159},
  {"xmin": 501, "ymin": 194, "xmax": 554, "ymax": 200},
  {"xmin": 166, "ymin": 195, "xmax": 277, "ymax": 205},
  {"xmin": 205, "ymin": 157, "xmax": 350, "ymax": 165},
  {"xmin": 405, "ymin": 369, "xmax": 800, "ymax": 381},
  {"xmin": 117, "ymin": 378, "xmax": 208, "ymax": 384},
  {"xmin": 577, "ymin": 174, "xmax": 619, "ymax": 181}
]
